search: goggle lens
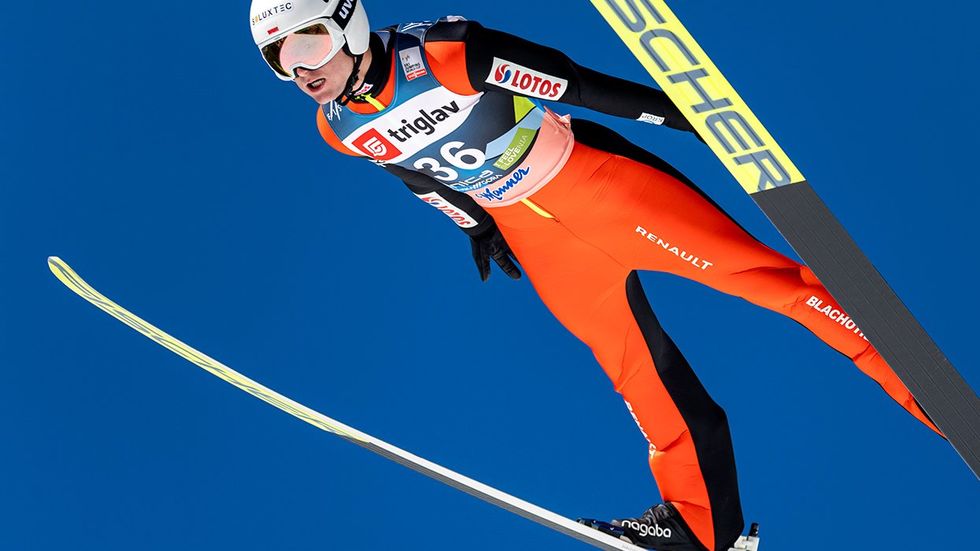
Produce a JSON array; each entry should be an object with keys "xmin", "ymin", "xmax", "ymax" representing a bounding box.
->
[{"xmin": 261, "ymin": 23, "xmax": 338, "ymax": 79}]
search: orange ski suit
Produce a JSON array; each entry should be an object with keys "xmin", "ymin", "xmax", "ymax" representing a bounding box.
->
[
  {"xmin": 487, "ymin": 120, "xmax": 941, "ymax": 551},
  {"xmin": 312, "ymin": 19, "xmax": 943, "ymax": 551}
]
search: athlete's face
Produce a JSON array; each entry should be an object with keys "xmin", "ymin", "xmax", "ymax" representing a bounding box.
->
[{"xmin": 293, "ymin": 52, "xmax": 354, "ymax": 105}]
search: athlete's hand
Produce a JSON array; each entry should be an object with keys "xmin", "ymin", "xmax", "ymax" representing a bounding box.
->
[{"xmin": 470, "ymin": 223, "xmax": 522, "ymax": 282}]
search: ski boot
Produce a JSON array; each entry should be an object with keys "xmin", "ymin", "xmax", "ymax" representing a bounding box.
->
[
  {"xmin": 579, "ymin": 504, "xmax": 761, "ymax": 551},
  {"xmin": 578, "ymin": 503, "xmax": 705, "ymax": 550}
]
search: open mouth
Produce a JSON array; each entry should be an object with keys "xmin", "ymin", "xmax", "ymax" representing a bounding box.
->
[{"xmin": 307, "ymin": 78, "xmax": 327, "ymax": 91}]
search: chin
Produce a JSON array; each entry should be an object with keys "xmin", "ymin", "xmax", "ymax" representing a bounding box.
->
[{"xmin": 306, "ymin": 88, "xmax": 338, "ymax": 105}]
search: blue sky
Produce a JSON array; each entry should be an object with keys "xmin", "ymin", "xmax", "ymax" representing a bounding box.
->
[{"xmin": 3, "ymin": 1, "xmax": 976, "ymax": 549}]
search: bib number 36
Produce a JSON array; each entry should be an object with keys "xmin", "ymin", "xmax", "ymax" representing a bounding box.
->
[{"xmin": 413, "ymin": 141, "xmax": 486, "ymax": 181}]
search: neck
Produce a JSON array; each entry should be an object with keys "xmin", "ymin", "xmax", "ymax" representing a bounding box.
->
[
  {"xmin": 350, "ymin": 32, "xmax": 390, "ymax": 98},
  {"xmin": 352, "ymin": 41, "xmax": 373, "ymax": 92}
]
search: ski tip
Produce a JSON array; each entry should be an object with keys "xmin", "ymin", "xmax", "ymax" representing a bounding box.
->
[{"xmin": 47, "ymin": 256, "xmax": 67, "ymax": 275}]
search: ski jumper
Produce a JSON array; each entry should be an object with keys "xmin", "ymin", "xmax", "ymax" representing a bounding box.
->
[{"xmin": 315, "ymin": 18, "xmax": 942, "ymax": 551}]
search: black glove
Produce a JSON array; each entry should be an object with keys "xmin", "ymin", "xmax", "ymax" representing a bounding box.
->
[{"xmin": 469, "ymin": 222, "xmax": 522, "ymax": 282}]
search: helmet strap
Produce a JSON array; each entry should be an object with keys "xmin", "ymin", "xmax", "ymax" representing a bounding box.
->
[{"xmin": 335, "ymin": 48, "xmax": 364, "ymax": 106}]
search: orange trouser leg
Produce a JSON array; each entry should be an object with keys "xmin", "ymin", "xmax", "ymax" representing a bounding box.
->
[
  {"xmin": 489, "ymin": 134, "xmax": 940, "ymax": 550},
  {"xmin": 562, "ymin": 149, "xmax": 940, "ymax": 436},
  {"xmin": 492, "ymin": 212, "xmax": 737, "ymax": 551},
  {"xmin": 492, "ymin": 149, "xmax": 742, "ymax": 550}
]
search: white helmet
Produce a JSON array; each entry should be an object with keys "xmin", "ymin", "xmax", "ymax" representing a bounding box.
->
[{"xmin": 250, "ymin": 0, "xmax": 370, "ymax": 81}]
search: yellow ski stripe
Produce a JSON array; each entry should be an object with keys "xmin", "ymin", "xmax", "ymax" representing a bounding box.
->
[
  {"xmin": 47, "ymin": 256, "xmax": 363, "ymax": 441},
  {"xmin": 46, "ymin": 256, "xmax": 652, "ymax": 551},
  {"xmin": 590, "ymin": 0, "xmax": 805, "ymax": 194}
]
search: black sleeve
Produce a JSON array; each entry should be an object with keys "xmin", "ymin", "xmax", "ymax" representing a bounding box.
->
[
  {"xmin": 382, "ymin": 164, "xmax": 495, "ymax": 237},
  {"xmin": 429, "ymin": 19, "xmax": 696, "ymax": 134}
]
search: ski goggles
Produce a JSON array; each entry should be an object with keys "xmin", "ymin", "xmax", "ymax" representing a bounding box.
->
[{"xmin": 259, "ymin": 20, "xmax": 346, "ymax": 81}]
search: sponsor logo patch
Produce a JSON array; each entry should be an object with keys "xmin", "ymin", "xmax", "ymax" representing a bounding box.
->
[
  {"xmin": 399, "ymin": 46, "xmax": 428, "ymax": 81},
  {"xmin": 599, "ymin": 2, "xmax": 803, "ymax": 192},
  {"xmin": 352, "ymin": 129, "xmax": 402, "ymax": 161},
  {"xmin": 414, "ymin": 192, "xmax": 479, "ymax": 228},
  {"xmin": 448, "ymin": 171, "xmax": 502, "ymax": 193},
  {"xmin": 332, "ymin": 0, "xmax": 355, "ymax": 28},
  {"xmin": 475, "ymin": 167, "xmax": 530, "ymax": 202},
  {"xmin": 341, "ymin": 88, "xmax": 475, "ymax": 163},
  {"xmin": 486, "ymin": 58, "xmax": 567, "ymax": 100},
  {"xmin": 637, "ymin": 113, "xmax": 666, "ymax": 125},
  {"xmin": 805, "ymin": 296, "xmax": 868, "ymax": 340},
  {"xmin": 252, "ymin": 2, "xmax": 293, "ymax": 26},
  {"xmin": 625, "ymin": 401, "xmax": 656, "ymax": 457},
  {"xmin": 493, "ymin": 128, "xmax": 536, "ymax": 171},
  {"xmin": 621, "ymin": 520, "xmax": 672, "ymax": 539},
  {"xmin": 635, "ymin": 226, "xmax": 714, "ymax": 271},
  {"xmin": 382, "ymin": 101, "xmax": 461, "ymax": 143}
]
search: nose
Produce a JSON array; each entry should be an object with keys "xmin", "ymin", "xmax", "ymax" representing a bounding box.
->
[{"xmin": 294, "ymin": 67, "xmax": 312, "ymax": 79}]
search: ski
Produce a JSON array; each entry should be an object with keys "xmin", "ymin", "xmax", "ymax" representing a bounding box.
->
[
  {"xmin": 48, "ymin": 256, "xmax": 650, "ymax": 550},
  {"xmin": 49, "ymin": 256, "xmax": 764, "ymax": 549},
  {"xmin": 591, "ymin": 0, "xmax": 980, "ymax": 477}
]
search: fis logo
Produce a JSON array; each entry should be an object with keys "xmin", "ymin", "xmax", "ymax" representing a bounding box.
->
[
  {"xmin": 352, "ymin": 129, "xmax": 402, "ymax": 161},
  {"xmin": 323, "ymin": 101, "xmax": 342, "ymax": 122},
  {"xmin": 487, "ymin": 58, "xmax": 567, "ymax": 100}
]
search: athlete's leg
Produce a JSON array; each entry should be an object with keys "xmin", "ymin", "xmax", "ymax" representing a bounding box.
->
[
  {"xmin": 565, "ymin": 121, "xmax": 939, "ymax": 435},
  {"xmin": 491, "ymin": 188, "xmax": 743, "ymax": 551}
]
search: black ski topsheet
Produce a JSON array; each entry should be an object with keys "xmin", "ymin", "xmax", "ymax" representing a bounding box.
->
[
  {"xmin": 591, "ymin": 0, "xmax": 979, "ymax": 476},
  {"xmin": 755, "ymin": 183, "xmax": 980, "ymax": 473}
]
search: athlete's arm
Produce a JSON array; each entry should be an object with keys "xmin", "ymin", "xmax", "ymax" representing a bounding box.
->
[
  {"xmin": 385, "ymin": 164, "xmax": 521, "ymax": 281},
  {"xmin": 429, "ymin": 20, "xmax": 697, "ymax": 134},
  {"xmin": 383, "ymin": 164, "xmax": 492, "ymax": 236},
  {"xmin": 315, "ymin": 106, "xmax": 500, "ymax": 239}
]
